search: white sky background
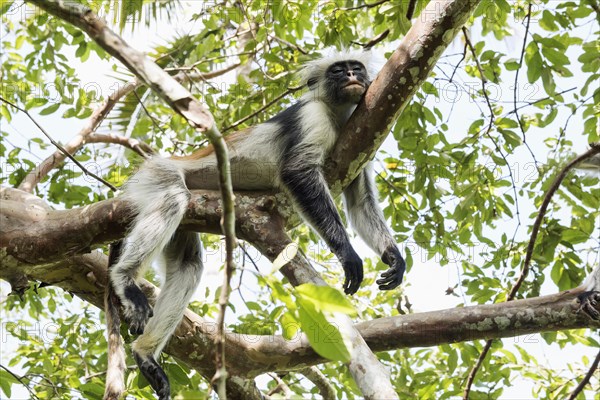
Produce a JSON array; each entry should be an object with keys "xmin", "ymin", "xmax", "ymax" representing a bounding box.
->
[{"xmin": 0, "ymin": 1, "xmax": 598, "ymax": 399}]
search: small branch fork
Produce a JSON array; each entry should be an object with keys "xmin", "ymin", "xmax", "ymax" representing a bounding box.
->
[{"xmin": 463, "ymin": 144, "xmax": 600, "ymax": 399}]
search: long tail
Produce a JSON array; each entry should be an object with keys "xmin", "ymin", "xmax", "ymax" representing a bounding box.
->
[{"xmin": 104, "ymin": 241, "xmax": 127, "ymax": 400}]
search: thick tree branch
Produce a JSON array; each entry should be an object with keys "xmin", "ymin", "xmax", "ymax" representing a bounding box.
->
[{"xmin": 326, "ymin": 0, "xmax": 481, "ymax": 188}]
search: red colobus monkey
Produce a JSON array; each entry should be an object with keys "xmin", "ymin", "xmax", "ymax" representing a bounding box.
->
[{"xmin": 104, "ymin": 51, "xmax": 406, "ymax": 400}]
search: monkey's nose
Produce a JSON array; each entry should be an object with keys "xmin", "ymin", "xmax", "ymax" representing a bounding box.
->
[{"xmin": 347, "ymin": 71, "xmax": 355, "ymax": 77}]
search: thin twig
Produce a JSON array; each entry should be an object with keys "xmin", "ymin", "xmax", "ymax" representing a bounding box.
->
[
  {"xmin": 462, "ymin": 340, "xmax": 493, "ymax": 399},
  {"xmin": 512, "ymin": 3, "xmax": 539, "ymax": 168},
  {"xmin": 0, "ymin": 364, "xmax": 41, "ymax": 400},
  {"xmin": 170, "ymin": 62, "xmax": 242, "ymax": 81},
  {"xmin": 131, "ymin": 90, "xmax": 168, "ymax": 137},
  {"xmin": 567, "ymin": 348, "xmax": 600, "ymax": 400},
  {"xmin": 449, "ymin": 41, "xmax": 468, "ymax": 83},
  {"xmin": 406, "ymin": 0, "xmax": 418, "ymax": 19},
  {"xmin": 0, "ymin": 96, "xmax": 117, "ymax": 191},
  {"xmin": 354, "ymin": 29, "xmax": 390, "ymax": 49},
  {"xmin": 463, "ymin": 26, "xmax": 522, "ymax": 240},
  {"xmin": 268, "ymin": 34, "xmax": 309, "ymax": 55}
]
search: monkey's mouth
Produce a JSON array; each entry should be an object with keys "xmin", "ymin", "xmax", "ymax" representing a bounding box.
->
[{"xmin": 345, "ymin": 82, "xmax": 364, "ymax": 89}]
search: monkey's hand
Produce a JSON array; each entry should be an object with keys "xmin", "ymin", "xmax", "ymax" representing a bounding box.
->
[
  {"xmin": 577, "ymin": 291, "xmax": 600, "ymax": 320},
  {"xmin": 377, "ymin": 247, "xmax": 406, "ymax": 290},
  {"xmin": 341, "ymin": 248, "xmax": 364, "ymax": 295}
]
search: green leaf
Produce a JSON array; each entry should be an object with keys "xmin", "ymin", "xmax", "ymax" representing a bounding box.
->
[
  {"xmin": 280, "ymin": 311, "xmax": 300, "ymax": 340},
  {"xmin": 39, "ymin": 103, "xmax": 60, "ymax": 115},
  {"xmin": 525, "ymin": 43, "xmax": 543, "ymax": 83},
  {"xmin": 296, "ymin": 297, "xmax": 351, "ymax": 363},
  {"xmin": 295, "ymin": 283, "xmax": 357, "ymax": 316},
  {"xmin": 504, "ymin": 59, "xmax": 520, "ymax": 71},
  {"xmin": 0, "ymin": 1, "xmax": 14, "ymax": 15},
  {"xmin": 0, "ymin": 105, "xmax": 11, "ymax": 122},
  {"xmin": 561, "ymin": 229, "xmax": 589, "ymax": 245},
  {"xmin": 15, "ymin": 35, "xmax": 25, "ymax": 50}
]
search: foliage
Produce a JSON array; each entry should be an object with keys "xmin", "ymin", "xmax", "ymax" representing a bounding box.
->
[{"xmin": 1, "ymin": 0, "xmax": 599, "ymax": 398}]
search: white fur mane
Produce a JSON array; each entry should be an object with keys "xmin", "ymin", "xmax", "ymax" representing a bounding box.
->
[{"xmin": 299, "ymin": 48, "xmax": 379, "ymax": 87}]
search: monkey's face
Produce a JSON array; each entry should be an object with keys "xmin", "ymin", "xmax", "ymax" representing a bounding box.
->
[{"xmin": 325, "ymin": 61, "xmax": 370, "ymax": 105}]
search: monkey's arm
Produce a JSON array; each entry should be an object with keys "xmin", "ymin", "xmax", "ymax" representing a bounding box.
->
[
  {"xmin": 280, "ymin": 159, "xmax": 363, "ymax": 295},
  {"xmin": 344, "ymin": 164, "xmax": 406, "ymax": 290}
]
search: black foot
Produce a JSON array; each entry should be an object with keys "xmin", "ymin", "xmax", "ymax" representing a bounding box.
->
[
  {"xmin": 123, "ymin": 284, "xmax": 153, "ymax": 335},
  {"xmin": 133, "ymin": 352, "xmax": 171, "ymax": 400},
  {"xmin": 577, "ymin": 291, "xmax": 600, "ymax": 320}
]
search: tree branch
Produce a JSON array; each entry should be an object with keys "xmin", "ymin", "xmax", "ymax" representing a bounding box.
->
[
  {"xmin": 299, "ymin": 367, "xmax": 336, "ymax": 400},
  {"xmin": 325, "ymin": 0, "xmax": 481, "ymax": 189},
  {"xmin": 85, "ymin": 133, "xmax": 154, "ymax": 158},
  {"xmin": 567, "ymin": 348, "xmax": 600, "ymax": 400}
]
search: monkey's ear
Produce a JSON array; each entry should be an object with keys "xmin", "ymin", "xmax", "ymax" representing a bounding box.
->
[{"xmin": 307, "ymin": 77, "xmax": 318, "ymax": 89}]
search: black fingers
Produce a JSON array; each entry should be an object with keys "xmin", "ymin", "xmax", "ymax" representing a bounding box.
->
[
  {"xmin": 123, "ymin": 283, "xmax": 153, "ymax": 335},
  {"xmin": 342, "ymin": 248, "xmax": 364, "ymax": 295},
  {"xmin": 133, "ymin": 352, "xmax": 171, "ymax": 400},
  {"xmin": 377, "ymin": 246, "xmax": 406, "ymax": 291}
]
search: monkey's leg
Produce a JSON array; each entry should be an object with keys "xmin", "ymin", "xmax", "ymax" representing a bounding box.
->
[
  {"xmin": 111, "ymin": 160, "xmax": 191, "ymax": 335},
  {"xmin": 132, "ymin": 231, "xmax": 203, "ymax": 400}
]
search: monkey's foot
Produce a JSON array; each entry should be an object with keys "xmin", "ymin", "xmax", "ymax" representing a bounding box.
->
[
  {"xmin": 122, "ymin": 284, "xmax": 153, "ymax": 335},
  {"xmin": 133, "ymin": 352, "xmax": 170, "ymax": 400},
  {"xmin": 577, "ymin": 291, "xmax": 600, "ymax": 320}
]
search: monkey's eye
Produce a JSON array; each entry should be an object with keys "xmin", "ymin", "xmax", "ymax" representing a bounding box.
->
[
  {"xmin": 353, "ymin": 67, "xmax": 363, "ymax": 72},
  {"xmin": 331, "ymin": 67, "xmax": 344, "ymax": 75}
]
